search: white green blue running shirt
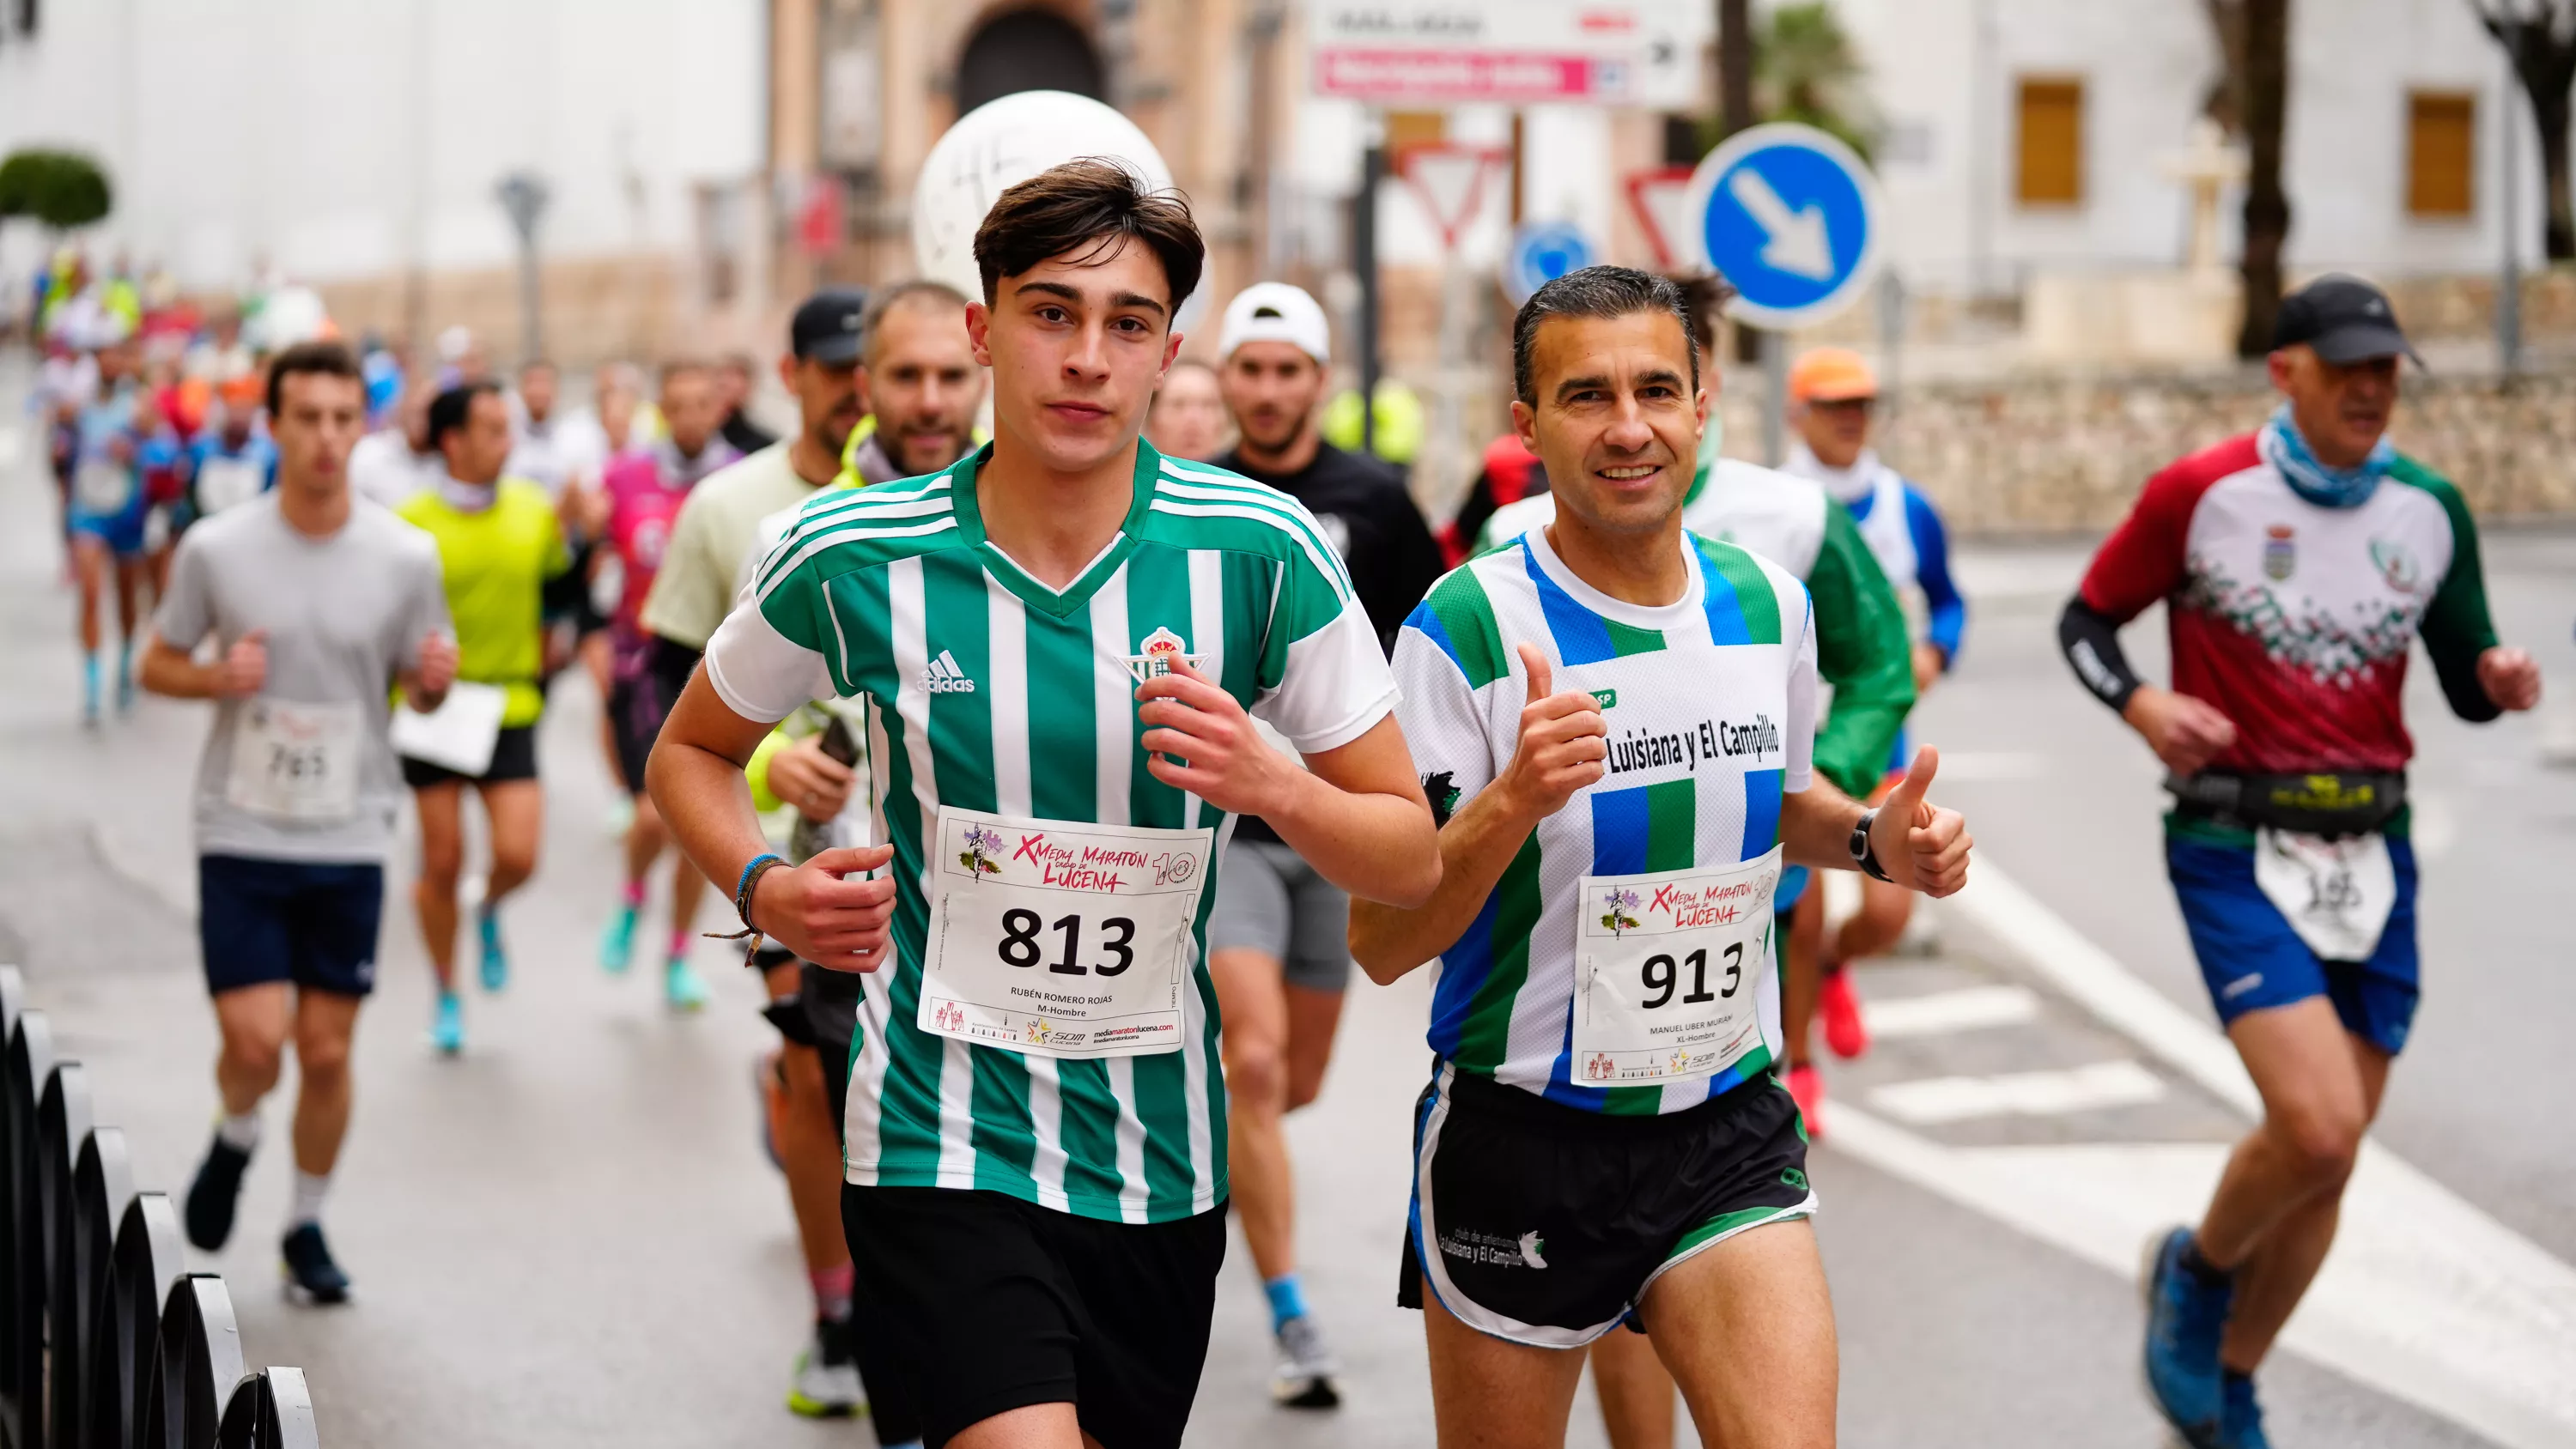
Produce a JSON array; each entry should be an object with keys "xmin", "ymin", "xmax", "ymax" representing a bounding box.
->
[
  {"xmin": 702, "ymin": 440, "xmax": 1394, "ymax": 1222},
  {"xmin": 1394, "ymin": 525, "xmax": 1818, "ymax": 1116}
]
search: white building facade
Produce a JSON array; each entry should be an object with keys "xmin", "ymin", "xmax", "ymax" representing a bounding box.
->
[{"xmin": 0, "ymin": 0, "xmax": 765, "ymax": 349}]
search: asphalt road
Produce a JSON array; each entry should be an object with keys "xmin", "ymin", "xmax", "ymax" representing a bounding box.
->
[{"xmin": 2, "ymin": 358, "xmax": 2565, "ymax": 1448}]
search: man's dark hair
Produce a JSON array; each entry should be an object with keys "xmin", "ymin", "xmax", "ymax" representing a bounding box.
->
[
  {"xmin": 1674, "ymin": 273, "xmax": 1740, "ymax": 357},
  {"xmin": 1510, "ymin": 265, "xmax": 1699, "ymax": 405},
  {"xmin": 861, "ymin": 277, "xmax": 973, "ymax": 361},
  {"xmin": 426, "ymin": 379, "xmax": 501, "ymax": 454},
  {"xmin": 264, "ymin": 338, "xmax": 362, "ymax": 416},
  {"xmin": 972, "ymin": 157, "xmax": 1204, "ymax": 317}
]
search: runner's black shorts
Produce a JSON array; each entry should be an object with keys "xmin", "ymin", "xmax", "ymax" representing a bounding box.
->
[
  {"xmin": 842, "ymin": 1185, "xmax": 1226, "ymax": 1449},
  {"xmin": 399, "ymin": 724, "xmax": 539, "ymax": 790},
  {"xmin": 1398, "ymin": 1064, "xmax": 1816, "ymax": 1347},
  {"xmin": 605, "ymin": 672, "xmax": 674, "ymax": 797}
]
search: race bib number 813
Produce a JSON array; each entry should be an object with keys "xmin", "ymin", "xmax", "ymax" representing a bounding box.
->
[{"xmin": 916, "ymin": 807, "xmax": 1213, "ymax": 1059}]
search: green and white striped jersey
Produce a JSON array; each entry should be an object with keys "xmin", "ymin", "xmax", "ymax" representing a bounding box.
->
[
  {"xmin": 1394, "ymin": 525, "xmax": 1818, "ymax": 1115},
  {"xmin": 704, "ymin": 440, "xmax": 1394, "ymax": 1222}
]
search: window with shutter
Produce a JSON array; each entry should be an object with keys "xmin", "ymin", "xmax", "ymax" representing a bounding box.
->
[
  {"xmin": 2016, "ymin": 78, "xmax": 2086, "ymax": 208},
  {"xmin": 2407, "ymin": 91, "xmax": 2476, "ymax": 218}
]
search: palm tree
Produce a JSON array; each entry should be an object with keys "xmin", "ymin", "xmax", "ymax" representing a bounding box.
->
[{"xmin": 1755, "ymin": 3, "xmax": 1877, "ymax": 159}]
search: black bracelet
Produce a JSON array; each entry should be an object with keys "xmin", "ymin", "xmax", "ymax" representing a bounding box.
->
[{"xmin": 1850, "ymin": 808, "xmax": 1895, "ymax": 884}]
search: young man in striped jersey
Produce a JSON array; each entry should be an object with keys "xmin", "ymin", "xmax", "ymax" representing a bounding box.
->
[
  {"xmin": 649, "ymin": 159, "xmax": 1439, "ymax": 1449},
  {"xmin": 1351, "ymin": 267, "xmax": 1971, "ymax": 1449}
]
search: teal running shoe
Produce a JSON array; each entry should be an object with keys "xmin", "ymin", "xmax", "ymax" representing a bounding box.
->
[
  {"xmin": 2142, "ymin": 1227, "xmax": 2231, "ymax": 1449},
  {"xmin": 599, "ymin": 904, "xmax": 639, "ymax": 975},
  {"xmin": 430, "ymin": 991, "xmax": 465, "ymax": 1056},
  {"xmin": 477, "ymin": 906, "xmax": 508, "ymax": 991},
  {"xmin": 665, "ymin": 956, "xmax": 710, "ymax": 1012},
  {"xmin": 2220, "ymin": 1373, "xmax": 2270, "ymax": 1449}
]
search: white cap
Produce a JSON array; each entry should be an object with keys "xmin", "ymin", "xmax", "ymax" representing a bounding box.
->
[{"xmin": 1218, "ymin": 282, "xmax": 1330, "ymax": 366}]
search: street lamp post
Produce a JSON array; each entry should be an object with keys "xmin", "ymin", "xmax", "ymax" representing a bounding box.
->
[{"xmin": 495, "ymin": 171, "xmax": 551, "ymax": 366}]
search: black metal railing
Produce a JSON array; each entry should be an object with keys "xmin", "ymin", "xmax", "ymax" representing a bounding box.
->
[{"xmin": 1, "ymin": 965, "xmax": 323, "ymax": 1448}]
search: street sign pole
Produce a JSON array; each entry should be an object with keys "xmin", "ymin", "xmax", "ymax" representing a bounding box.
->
[
  {"xmin": 1762, "ymin": 328, "xmax": 1788, "ymax": 466},
  {"xmin": 1356, "ymin": 111, "xmax": 1384, "ymax": 457},
  {"xmin": 2498, "ymin": 30, "xmax": 2523, "ymax": 377}
]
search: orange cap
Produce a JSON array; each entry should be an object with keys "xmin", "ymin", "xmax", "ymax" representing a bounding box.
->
[{"xmin": 1787, "ymin": 347, "xmax": 1878, "ymax": 404}]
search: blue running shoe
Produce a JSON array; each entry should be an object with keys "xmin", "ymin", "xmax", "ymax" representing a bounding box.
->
[
  {"xmin": 665, "ymin": 956, "xmax": 710, "ymax": 1012},
  {"xmin": 2221, "ymin": 1373, "xmax": 2270, "ymax": 1449},
  {"xmin": 2142, "ymin": 1227, "xmax": 2231, "ymax": 1448},
  {"xmin": 430, "ymin": 991, "xmax": 465, "ymax": 1056},
  {"xmin": 477, "ymin": 906, "xmax": 508, "ymax": 992},
  {"xmin": 599, "ymin": 905, "xmax": 639, "ymax": 975}
]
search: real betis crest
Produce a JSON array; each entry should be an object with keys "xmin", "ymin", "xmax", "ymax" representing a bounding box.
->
[{"xmin": 1125, "ymin": 625, "xmax": 1209, "ymax": 682}]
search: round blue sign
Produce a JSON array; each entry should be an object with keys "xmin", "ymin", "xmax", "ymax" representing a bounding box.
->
[
  {"xmin": 1504, "ymin": 221, "xmax": 1596, "ymax": 306},
  {"xmin": 1686, "ymin": 123, "xmax": 1884, "ymax": 329}
]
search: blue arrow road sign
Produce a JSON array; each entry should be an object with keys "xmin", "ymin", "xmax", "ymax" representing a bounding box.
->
[
  {"xmin": 1504, "ymin": 220, "xmax": 1595, "ymax": 306},
  {"xmin": 1686, "ymin": 122, "xmax": 1884, "ymax": 330}
]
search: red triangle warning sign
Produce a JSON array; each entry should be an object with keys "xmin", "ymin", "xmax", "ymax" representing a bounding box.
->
[
  {"xmin": 1625, "ymin": 165, "xmax": 1700, "ymax": 271},
  {"xmin": 1401, "ymin": 148, "xmax": 1503, "ymax": 252}
]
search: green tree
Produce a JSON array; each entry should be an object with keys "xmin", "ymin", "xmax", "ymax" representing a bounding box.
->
[{"xmin": 0, "ymin": 149, "xmax": 112, "ymax": 230}]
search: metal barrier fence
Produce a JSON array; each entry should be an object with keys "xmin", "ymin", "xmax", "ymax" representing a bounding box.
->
[{"xmin": 0, "ymin": 966, "xmax": 322, "ymax": 1448}]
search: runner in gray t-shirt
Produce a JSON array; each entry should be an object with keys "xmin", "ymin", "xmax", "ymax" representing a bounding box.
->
[
  {"xmin": 155, "ymin": 490, "xmax": 450, "ymax": 864},
  {"xmin": 137, "ymin": 342, "xmax": 457, "ymax": 1305}
]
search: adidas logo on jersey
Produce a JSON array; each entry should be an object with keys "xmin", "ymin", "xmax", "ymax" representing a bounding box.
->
[{"xmin": 920, "ymin": 650, "xmax": 977, "ymax": 694}]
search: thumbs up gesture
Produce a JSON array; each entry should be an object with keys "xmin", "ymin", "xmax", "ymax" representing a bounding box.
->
[
  {"xmin": 1869, "ymin": 745, "xmax": 1972, "ymax": 897},
  {"xmin": 1495, "ymin": 644, "xmax": 1609, "ymax": 822}
]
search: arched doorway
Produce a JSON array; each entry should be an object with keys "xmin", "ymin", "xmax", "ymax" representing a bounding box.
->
[{"xmin": 955, "ymin": 8, "xmax": 1104, "ymax": 116}]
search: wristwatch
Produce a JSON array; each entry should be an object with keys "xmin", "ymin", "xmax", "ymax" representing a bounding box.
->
[{"xmin": 1850, "ymin": 807, "xmax": 1894, "ymax": 884}]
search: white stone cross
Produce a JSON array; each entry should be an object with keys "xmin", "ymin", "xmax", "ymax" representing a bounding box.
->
[{"xmin": 2159, "ymin": 117, "xmax": 2249, "ymax": 276}]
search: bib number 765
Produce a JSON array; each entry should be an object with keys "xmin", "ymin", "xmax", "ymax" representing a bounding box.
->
[
  {"xmin": 1640, "ymin": 942, "xmax": 1743, "ymax": 1009},
  {"xmin": 998, "ymin": 908, "xmax": 1136, "ymax": 976}
]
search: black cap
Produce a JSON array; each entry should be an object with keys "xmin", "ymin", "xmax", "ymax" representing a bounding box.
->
[
  {"xmin": 2272, "ymin": 274, "xmax": 2418, "ymax": 365},
  {"xmin": 790, "ymin": 288, "xmax": 870, "ymax": 364}
]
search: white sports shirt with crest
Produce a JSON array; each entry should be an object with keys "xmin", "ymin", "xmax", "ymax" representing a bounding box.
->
[{"xmin": 701, "ymin": 440, "xmax": 1393, "ymax": 1223}]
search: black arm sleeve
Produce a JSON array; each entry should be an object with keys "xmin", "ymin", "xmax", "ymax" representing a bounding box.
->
[{"xmin": 2059, "ymin": 595, "xmax": 2143, "ymax": 715}]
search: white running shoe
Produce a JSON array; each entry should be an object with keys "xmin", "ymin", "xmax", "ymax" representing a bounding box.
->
[
  {"xmin": 1271, "ymin": 1313, "xmax": 1342, "ymax": 1409},
  {"xmin": 785, "ymin": 1319, "xmax": 866, "ymax": 1419}
]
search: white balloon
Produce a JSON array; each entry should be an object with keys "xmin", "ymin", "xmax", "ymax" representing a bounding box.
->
[{"xmin": 912, "ymin": 89, "xmax": 1210, "ymax": 335}]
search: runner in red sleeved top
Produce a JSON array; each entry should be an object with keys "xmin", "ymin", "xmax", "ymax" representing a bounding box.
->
[
  {"xmin": 2059, "ymin": 276, "xmax": 2540, "ymax": 1449},
  {"xmin": 595, "ymin": 361, "xmax": 739, "ymax": 1009}
]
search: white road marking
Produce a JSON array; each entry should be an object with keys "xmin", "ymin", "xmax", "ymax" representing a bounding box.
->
[
  {"xmin": 1867, "ymin": 1059, "xmax": 2165, "ymax": 1125},
  {"xmin": 1862, "ymin": 984, "xmax": 2041, "ymax": 1039},
  {"xmin": 1916, "ymin": 749, "xmax": 2052, "ymax": 782},
  {"xmin": 1862, "ymin": 860, "xmax": 2576, "ymax": 1449}
]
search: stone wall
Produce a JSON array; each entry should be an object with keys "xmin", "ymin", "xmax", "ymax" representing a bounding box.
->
[
  {"xmin": 1871, "ymin": 372, "xmax": 2576, "ymax": 535},
  {"xmin": 313, "ymin": 255, "xmax": 702, "ymax": 369}
]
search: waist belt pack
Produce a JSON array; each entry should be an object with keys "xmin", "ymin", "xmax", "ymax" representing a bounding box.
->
[{"xmin": 2167, "ymin": 770, "xmax": 2407, "ymax": 837}]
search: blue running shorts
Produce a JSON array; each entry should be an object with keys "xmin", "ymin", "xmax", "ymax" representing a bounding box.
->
[
  {"xmin": 198, "ymin": 854, "xmax": 385, "ymax": 998},
  {"xmin": 2164, "ymin": 833, "xmax": 2419, "ymax": 1056}
]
